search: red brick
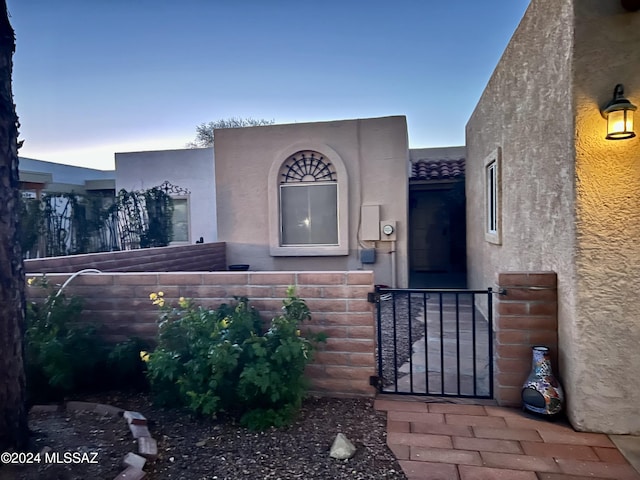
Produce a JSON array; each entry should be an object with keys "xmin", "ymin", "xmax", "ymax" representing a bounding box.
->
[
  {"xmin": 473, "ymin": 426, "xmax": 543, "ymax": 442},
  {"xmin": 497, "ymin": 372, "xmax": 527, "ymax": 388},
  {"xmin": 497, "ymin": 344, "xmax": 535, "ymax": 359},
  {"xmin": 497, "ymin": 330, "xmax": 530, "ymax": 344},
  {"xmin": 529, "ymin": 302, "xmax": 557, "ymax": 316},
  {"xmin": 324, "ymin": 366, "xmax": 369, "ymax": 380},
  {"xmin": 497, "ymin": 272, "xmax": 557, "ymax": 288},
  {"xmin": 398, "ymin": 460, "xmax": 460, "ymax": 480},
  {"xmin": 389, "ymin": 443, "xmax": 410, "ymax": 460},
  {"xmin": 480, "ymin": 451, "xmax": 560, "ymax": 472},
  {"xmin": 348, "ymin": 353, "xmax": 375, "ymax": 367},
  {"xmin": 504, "ymin": 416, "xmax": 575, "ymax": 432},
  {"xmin": 556, "ymin": 459, "xmax": 640, "ymax": 479},
  {"xmin": 374, "ymin": 400, "xmax": 429, "ymax": 412},
  {"xmin": 410, "ymin": 447, "xmax": 482, "ymax": 465},
  {"xmin": 313, "ymin": 351, "xmax": 349, "ymax": 366},
  {"xmin": 458, "ymin": 465, "xmax": 538, "ymax": 480},
  {"xmin": 387, "ymin": 420, "xmax": 411, "ymax": 433},
  {"xmin": 427, "ymin": 404, "xmax": 486, "ymax": 416},
  {"xmin": 502, "ymin": 287, "xmax": 557, "ymax": 301},
  {"xmin": 445, "ymin": 414, "xmax": 507, "ymax": 428},
  {"xmin": 529, "ymin": 330, "xmax": 558, "ymax": 345},
  {"xmin": 537, "ymin": 430, "xmax": 615, "ymax": 447},
  {"xmin": 305, "ymin": 298, "xmax": 348, "ymax": 313},
  {"xmin": 323, "ymin": 338, "xmax": 374, "ymax": 353},
  {"xmin": 521, "ymin": 441, "xmax": 599, "ymax": 460},
  {"xmin": 347, "ymin": 271, "xmax": 374, "ymax": 285},
  {"xmin": 202, "ymin": 272, "xmax": 249, "ymax": 285},
  {"xmin": 411, "ymin": 422, "xmax": 473, "ymax": 437},
  {"xmin": 496, "ymin": 358, "xmax": 530, "ymax": 375},
  {"xmin": 297, "ymin": 272, "xmax": 346, "ymax": 285},
  {"xmin": 537, "ymin": 474, "xmax": 614, "ymax": 480},
  {"xmin": 321, "ymin": 313, "xmax": 373, "ymax": 326},
  {"xmin": 348, "ymin": 299, "xmax": 374, "ymax": 312},
  {"xmin": 453, "ymin": 436, "xmax": 523, "ymax": 454},
  {"xmin": 115, "ymin": 274, "xmax": 158, "ymax": 285},
  {"xmin": 157, "ymin": 273, "xmax": 203, "ymax": 285},
  {"xmin": 496, "ymin": 316, "xmax": 557, "ymax": 331},
  {"xmin": 497, "ymin": 302, "xmax": 529, "ymax": 315},
  {"xmin": 348, "ymin": 325, "xmax": 375, "ymax": 339},
  {"xmin": 248, "ymin": 272, "xmax": 296, "ymax": 285},
  {"xmin": 388, "ymin": 432, "xmax": 453, "ymax": 449},
  {"xmin": 594, "ymin": 447, "xmax": 629, "ymax": 464},
  {"xmin": 388, "ymin": 411, "xmax": 445, "ymax": 424}
]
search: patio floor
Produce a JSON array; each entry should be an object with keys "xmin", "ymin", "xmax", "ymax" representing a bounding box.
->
[{"xmin": 374, "ymin": 397, "xmax": 640, "ymax": 480}]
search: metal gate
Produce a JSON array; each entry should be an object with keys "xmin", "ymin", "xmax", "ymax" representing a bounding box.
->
[{"xmin": 372, "ymin": 287, "xmax": 493, "ymax": 399}]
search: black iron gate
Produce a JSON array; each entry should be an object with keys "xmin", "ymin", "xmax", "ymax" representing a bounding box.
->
[{"xmin": 372, "ymin": 287, "xmax": 493, "ymax": 399}]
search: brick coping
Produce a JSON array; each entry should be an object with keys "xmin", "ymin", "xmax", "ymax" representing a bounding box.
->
[{"xmin": 374, "ymin": 398, "xmax": 640, "ymax": 480}]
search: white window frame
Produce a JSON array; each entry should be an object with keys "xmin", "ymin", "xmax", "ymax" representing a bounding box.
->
[
  {"xmin": 484, "ymin": 148, "xmax": 502, "ymax": 245},
  {"xmin": 268, "ymin": 143, "xmax": 348, "ymax": 256},
  {"xmin": 170, "ymin": 195, "xmax": 191, "ymax": 244}
]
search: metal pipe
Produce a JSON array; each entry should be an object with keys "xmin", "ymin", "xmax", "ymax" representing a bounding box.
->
[{"xmin": 390, "ymin": 240, "xmax": 397, "ymax": 288}]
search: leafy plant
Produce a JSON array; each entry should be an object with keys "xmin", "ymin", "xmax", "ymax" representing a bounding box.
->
[
  {"xmin": 25, "ymin": 276, "xmax": 148, "ymax": 402},
  {"xmin": 146, "ymin": 288, "xmax": 324, "ymax": 429}
]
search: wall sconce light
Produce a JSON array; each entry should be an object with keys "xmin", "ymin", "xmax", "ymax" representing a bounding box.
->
[{"xmin": 601, "ymin": 84, "xmax": 636, "ymax": 140}]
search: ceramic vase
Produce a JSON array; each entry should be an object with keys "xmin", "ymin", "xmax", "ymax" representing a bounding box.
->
[{"xmin": 521, "ymin": 346, "xmax": 564, "ymax": 415}]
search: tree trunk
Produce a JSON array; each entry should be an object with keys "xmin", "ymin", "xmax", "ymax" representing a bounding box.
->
[{"xmin": 0, "ymin": 0, "xmax": 28, "ymax": 451}]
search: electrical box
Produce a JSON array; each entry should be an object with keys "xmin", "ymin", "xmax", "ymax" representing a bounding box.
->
[
  {"xmin": 361, "ymin": 205, "xmax": 380, "ymax": 241},
  {"xmin": 379, "ymin": 220, "xmax": 397, "ymax": 241},
  {"xmin": 360, "ymin": 248, "xmax": 376, "ymax": 264}
]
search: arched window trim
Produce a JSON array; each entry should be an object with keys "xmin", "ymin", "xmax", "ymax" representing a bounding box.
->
[{"xmin": 268, "ymin": 142, "xmax": 349, "ymax": 256}]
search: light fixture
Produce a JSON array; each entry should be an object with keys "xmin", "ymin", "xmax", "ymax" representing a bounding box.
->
[{"xmin": 601, "ymin": 84, "xmax": 636, "ymax": 140}]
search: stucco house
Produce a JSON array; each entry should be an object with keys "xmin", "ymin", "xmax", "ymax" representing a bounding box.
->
[
  {"xmin": 115, "ymin": 147, "xmax": 217, "ymax": 245},
  {"xmin": 466, "ymin": 0, "xmax": 639, "ymax": 434}
]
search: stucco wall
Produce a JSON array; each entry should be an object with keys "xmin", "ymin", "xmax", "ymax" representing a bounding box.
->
[
  {"xmin": 467, "ymin": 0, "xmax": 640, "ymax": 433},
  {"xmin": 465, "ymin": 0, "xmax": 578, "ymax": 418},
  {"xmin": 466, "ymin": 0, "xmax": 575, "ymax": 325},
  {"xmin": 571, "ymin": 1, "xmax": 640, "ymax": 433},
  {"xmin": 214, "ymin": 116, "xmax": 409, "ymax": 287},
  {"xmin": 115, "ymin": 148, "xmax": 217, "ymax": 244}
]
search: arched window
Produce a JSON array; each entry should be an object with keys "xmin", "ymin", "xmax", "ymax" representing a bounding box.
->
[
  {"xmin": 268, "ymin": 145, "xmax": 348, "ymax": 256},
  {"xmin": 279, "ymin": 151, "xmax": 338, "ymax": 246}
]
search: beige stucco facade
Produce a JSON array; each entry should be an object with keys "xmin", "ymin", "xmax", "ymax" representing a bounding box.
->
[
  {"xmin": 214, "ymin": 116, "xmax": 410, "ymax": 287},
  {"xmin": 466, "ymin": 0, "xmax": 640, "ymax": 433}
]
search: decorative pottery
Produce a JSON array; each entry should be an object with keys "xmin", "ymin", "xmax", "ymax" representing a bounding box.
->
[{"xmin": 521, "ymin": 346, "xmax": 564, "ymax": 415}]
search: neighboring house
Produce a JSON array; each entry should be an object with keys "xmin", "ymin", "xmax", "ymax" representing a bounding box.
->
[
  {"xmin": 18, "ymin": 157, "xmax": 115, "ymax": 198},
  {"xmin": 466, "ymin": 0, "xmax": 639, "ymax": 433},
  {"xmin": 213, "ymin": 116, "xmax": 411, "ymax": 287},
  {"xmin": 115, "ymin": 147, "xmax": 217, "ymax": 245}
]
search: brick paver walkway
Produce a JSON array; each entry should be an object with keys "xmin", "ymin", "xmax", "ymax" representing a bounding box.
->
[{"xmin": 375, "ymin": 398, "xmax": 640, "ymax": 480}]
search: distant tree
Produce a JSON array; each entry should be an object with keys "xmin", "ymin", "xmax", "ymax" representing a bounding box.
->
[
  {"xmin": 0, "ymin": 0, "xmax": 29, "ymax": 450},
  {"xmin": 187, "ymin": 117, "xmax": 275, "ymax": 148}
]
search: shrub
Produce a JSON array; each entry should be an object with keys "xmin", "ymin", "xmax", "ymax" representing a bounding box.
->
[
  {"xmin": 145, "ymin": 288, "xmax": 324, "ymax": 429},
  {"xmin": 25, "ymin": 276, "xmax": 148, "ymax": 402}
]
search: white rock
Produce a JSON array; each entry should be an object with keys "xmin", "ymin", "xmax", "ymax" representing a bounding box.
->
[{"xmin": 329, "ymin": 433, "xmax": 356, "ymax": 460}]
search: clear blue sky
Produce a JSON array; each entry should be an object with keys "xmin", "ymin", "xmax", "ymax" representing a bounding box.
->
[{"xmin": 9, "ymin": 0, "xmax": 530, "ymax": 170}]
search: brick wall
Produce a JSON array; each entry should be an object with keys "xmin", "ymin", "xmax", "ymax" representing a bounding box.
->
[
  {"xmin": 26, "ymin": 270, "xmax": 377, "ymax": 398},
  {"xmin": 24, "ymin": 242, "xmax": 226, "ymax": 274},
  {"xmin": 494, "ymin": 272, "xmax": 558, "ymax": 406}
]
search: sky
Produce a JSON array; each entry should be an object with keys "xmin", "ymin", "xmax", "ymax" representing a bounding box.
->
[{"xmin": 8, "ymin": 0, "xmax": 531, "ymax": 171}]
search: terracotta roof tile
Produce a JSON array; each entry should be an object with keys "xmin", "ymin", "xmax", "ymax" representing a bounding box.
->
[{"xmin": 410, "ymin": 158, "xmax": 465, "ymax": 180}]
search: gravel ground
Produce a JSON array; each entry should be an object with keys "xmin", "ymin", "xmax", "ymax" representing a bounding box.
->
[
  {"xmin": 0, "ymin": 393, "xmax": 407, "ymax": 480},
  {"xmin": 377, "ymin": 292, "xmax": 426, "ymax": 388}
]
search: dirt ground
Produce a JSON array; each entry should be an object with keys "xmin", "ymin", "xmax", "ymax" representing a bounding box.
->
[{"xmin": 0, "ymin": 392, "xmax": 407, "ymax": 480}]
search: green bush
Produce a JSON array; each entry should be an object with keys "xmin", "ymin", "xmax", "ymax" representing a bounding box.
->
[
  {"xmin": 25, "ymin": 276, "xmax": 148, "ymax": 402},
  {"xmin": 145, "ymin": 288, "xmax": 324, "ymax": 429}
]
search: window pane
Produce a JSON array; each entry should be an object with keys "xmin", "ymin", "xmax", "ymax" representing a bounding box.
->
[
  {"xmin": 281, "ymin": 184, "xmax": 338, "ymax": 245},
  {"xmin": 172, "ymin": 198, "xmax": 189, "ymax": 242}
]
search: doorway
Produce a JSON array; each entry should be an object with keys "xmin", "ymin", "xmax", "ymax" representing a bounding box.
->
[{"xmin": 409, "ymin": 181, "xmax": 466, "ymax": 287}]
